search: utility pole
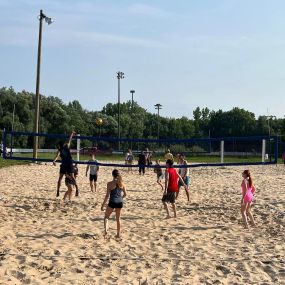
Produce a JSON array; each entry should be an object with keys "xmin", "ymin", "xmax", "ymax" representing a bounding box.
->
[{"xmin": 33, "ymin": 10, "xmax": 52, "ymax": 159}]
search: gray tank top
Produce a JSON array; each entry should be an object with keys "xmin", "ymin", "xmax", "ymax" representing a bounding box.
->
[{"xmin": 109, "ymin": 187, "xmax": 123, "ymax": 204}]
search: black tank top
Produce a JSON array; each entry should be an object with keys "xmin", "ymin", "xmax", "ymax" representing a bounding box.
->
[
  {"xmin": 60, "ymin": 145, "xmax": 73, "ymax": 165},
  {"xmin": 109, "ymin": 187, "xmax": 123, "ymax": 204}
]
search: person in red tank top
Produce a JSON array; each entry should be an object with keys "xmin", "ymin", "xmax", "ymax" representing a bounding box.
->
[{"xmin": 162, "ymin": 159, "xmax": 188, "ymax": 218}]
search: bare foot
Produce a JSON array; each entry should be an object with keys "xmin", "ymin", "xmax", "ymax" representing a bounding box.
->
[
  {"xmin": 103, "ymin": 231, "xmax": 109, "ymax": 239},
  {"xmin": 165, "ymin": 215, "xmax": 171, "ymax": 219},
  {"xmin": 115, "ymin": 235, "xmax": 122, "ymax": 240}
]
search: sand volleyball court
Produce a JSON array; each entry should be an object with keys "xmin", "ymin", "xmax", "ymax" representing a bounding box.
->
[{"xmin": 0, "ymin": 163, "xmax": 285, "ymax": 284}]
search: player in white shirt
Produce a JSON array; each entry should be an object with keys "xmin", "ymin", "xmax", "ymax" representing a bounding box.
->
[{"xmin": 86, "ymin": 153, "xmax": 100, "ymax": 192}]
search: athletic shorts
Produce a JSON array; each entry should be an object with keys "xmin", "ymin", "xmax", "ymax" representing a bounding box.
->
[
  {"xmin": 162, "ymin": 192, "xmax": 176, "ymax": 204},
  {"xmin": 108, "ymin": 201, "xmax": 123, "ymax": 209},
  {"xmin": 60, "ymin": 164, "xmax": 74, "ymax": 174},
  {"xmin": 89, "ymin": 174, "xmax": 98, "ymax": 182},
  {"xmin": 65, "ymin": 177, "xmax": 75, "ymax": 186},
  {"xmin": 178, "ymin": 176, "xmax": 190, "ymax": 188},
  {"xmin": 157, "ymin": 173, "xmax": 164, "ymax": 180}
]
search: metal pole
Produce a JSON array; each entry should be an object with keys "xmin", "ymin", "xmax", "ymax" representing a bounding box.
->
[
  {"xmin": 209, "ymin": 129, "xmax": 211, "ymax": 153},
  {"xmin": 3, "ymin": 128, "xmax": 7, "ymax": 159},
  {"xmin": 154, "ymin": 104, "xmax": 162, "ymax": 140},
  {"xmin": 77, "ymin": 134, "xmax": 80, "ymax": 162},
  {"xmin": 130, "ymin": 90, "xmax": 135, "ymax": 149},
  {"xmin": 262, "ymin": 139, "xmax": 266, "ymax": 163},
  {"xmin": 10, "ymin": 104, "xmax": 15, "ymax": 156},
  {"xmin": 118, "ymin": 76, "xmax": 121, "ymax": 150},
  {"xmin": 156, "ymin": 106, "xmax": 158, "ymax": 139},
  {"xmin": 33, "ymin": 10, "xmax": 44, "ymax": 160},
  {"xmin": 12, "ymin": 104, "xmax": 15, "ymax": 132},
  {"xmin": 116, "ymin": 71, "xmax": 124, "ymax": 151},
  {"xmin": 220, "ymin": 140, "xmax": 224, "ymax": 164},
  {"xmin": 130, "ymin": 90, "xmax": 135, "ymax": 109}
]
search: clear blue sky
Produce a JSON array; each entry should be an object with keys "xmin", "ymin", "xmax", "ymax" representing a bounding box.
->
[{"xmin": 1, "ymin": 0, "xmax": 285, "ymax": 118}]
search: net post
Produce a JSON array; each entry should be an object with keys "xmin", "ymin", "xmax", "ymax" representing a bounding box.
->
[
  {"xmin": 77, "ymin": 134, "xmax": 80, "ymax": 162},
  {"xmin": 2, "ymin": 128, "xmax": 7, "ymax": 159},
  {"xmin": 220, "ymin": 140, "xmax": 224, "ymax": 164},
  {"xmin": 262, "ymin": 139, "xmax": 266, "ymax": 163},
  {"xmin": 274, "ymin": 136, "xmax": 278, "ymax": 165}
]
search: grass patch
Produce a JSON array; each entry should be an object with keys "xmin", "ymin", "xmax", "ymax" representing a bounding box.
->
[
  {"xmin": 1, "ymin": 152, "xmax": 282, "ymax": 167},
  {"xmin": 0, "ymin": 157, "xmax": 30, "ymax": 168}
]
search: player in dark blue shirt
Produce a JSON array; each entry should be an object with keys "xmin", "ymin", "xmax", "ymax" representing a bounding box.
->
[{"xmin": 53, "ymin": 131, "xmax": 79, "ymax": 197}]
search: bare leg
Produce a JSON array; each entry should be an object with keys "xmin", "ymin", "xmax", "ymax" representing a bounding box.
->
[
  {"xmin": 63, "ymin": 191, "xmax": 68, "ymax": 202},
  {"xmin": 171, "ymin": 203, "xmax": 177, "ymax": 218},
  {"xmin": 163, "ymin": 202, "xmax": 171, "ymax": 218},
  {"xmin": 157, "ymin": 179, "xmax": 164, "ymax": 191},
  {"xmin": 104, "ymin": 207, "xmax": 113, "ymax": 237},
  {"xmin": 89, "ymin": 181, "xmax": 94, "ymax": 192},
  {"xmin": 57, "ymin": 174, "xmax": 64, "ymax": 196},
  {"xmin": 176, "ymin": 190, "xmax": 180, "ymax": 200},
  {"xmin": 246, "ymin": 203, "xmax": 255, "ymax": 226},
  {"xmin": 185, "ymin": 188, "xmax": 190, "ymax": 202},
  {"xmin": 94, "ymin": 182, "xmax": 97, "ymax": 193},
  {"xmin": 70, "ymin": 173, "xmax": 79, "ymax": 196},
  {"xmin": 63, "ymin": 185, "xmax": 72, "ymax": 202},
  {"xmin": 115, "ymin": 208, "xmax": 122, "ymax": 238},
  {"xmin": 68, "ymin": 185, "xmax": 73, "ymax": 201},
  {"xmin": 241, "ymin": 203, "xmax": 249, "ymax": 228}
]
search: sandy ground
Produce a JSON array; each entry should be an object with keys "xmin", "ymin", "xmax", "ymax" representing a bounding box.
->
[{"xmin": 0, "ymin": 163, "xmax": 285, "ymax": 285}]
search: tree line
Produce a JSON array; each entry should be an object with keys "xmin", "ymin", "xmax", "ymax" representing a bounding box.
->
[{"xmin": 0, "ymin": 86, "xmax": 284, "ymax": 149}]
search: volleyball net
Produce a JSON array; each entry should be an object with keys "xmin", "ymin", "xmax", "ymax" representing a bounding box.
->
[{"xmin": 2, "ymin": 130, "xmax": 279, "ymax": 168}]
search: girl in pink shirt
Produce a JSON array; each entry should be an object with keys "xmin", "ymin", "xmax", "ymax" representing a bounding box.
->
[{"xmin": 240, "ymin": 170, "xmax": 256, "ymax": 229}]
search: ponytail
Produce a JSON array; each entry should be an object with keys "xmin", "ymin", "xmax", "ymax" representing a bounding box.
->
[
  {"xmin": 243, "ymin": 170, "xmax": 253, "ymax": 187},
  {"xmin": 112, "ymin": 169, "xmax": 123, "ymax": 188},
  {"xmin": 116, "ymin": 174, "xmax": 123, "ymax": 188}
]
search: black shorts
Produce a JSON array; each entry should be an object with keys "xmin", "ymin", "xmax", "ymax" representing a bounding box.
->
[
  {"xmin": 108, "ymin": 202, "xmax": 123, "ymax": 209},
  {"xmin": 89, "ymin": 174, "xmax": 98, "ymax": 182},
  {"xmin": 65, "ymin": 177, "xmax": 75, "ymax": 186},
  {"xmin": 60, "ymin": 164, "xmax": 74, "ymax": 174},
  {"xmin": 162, "ymin": 192, "xmax": 176, "ymax": 203},
  {"xmin": 157, "ymin": 173, "xmax": 163, "ymax": 180}
]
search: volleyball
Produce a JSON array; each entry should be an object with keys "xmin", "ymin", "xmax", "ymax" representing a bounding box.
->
[{"xmin": 96, "ymin": 118, "xmax": 103, "ymax": 126}]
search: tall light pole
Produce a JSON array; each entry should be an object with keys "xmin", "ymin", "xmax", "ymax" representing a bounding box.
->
[
  {"xmin": 154, "ymin": 103, "xmax": 162, "ymax": 140},
  {"xmin": 130, "ymin": 90, "xmax": 135, "ymax": 149},
  {"xmin": 33, "ymin": 10, "xmax": 53, "ymax": 160},
  {"xmin": 117, "ymin": 71, "xmax": 124, "ymax": 151},
  {"xmin": 266, "ymin": 115, "xmax": 276, "ymax": 162},
  {"xmin": 130, "ymin": 90, "xmax": 135, "ymax": 109},
  {"xmin": 266, "ymin": 115, "xmax": 276, "ymax": 137}
]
